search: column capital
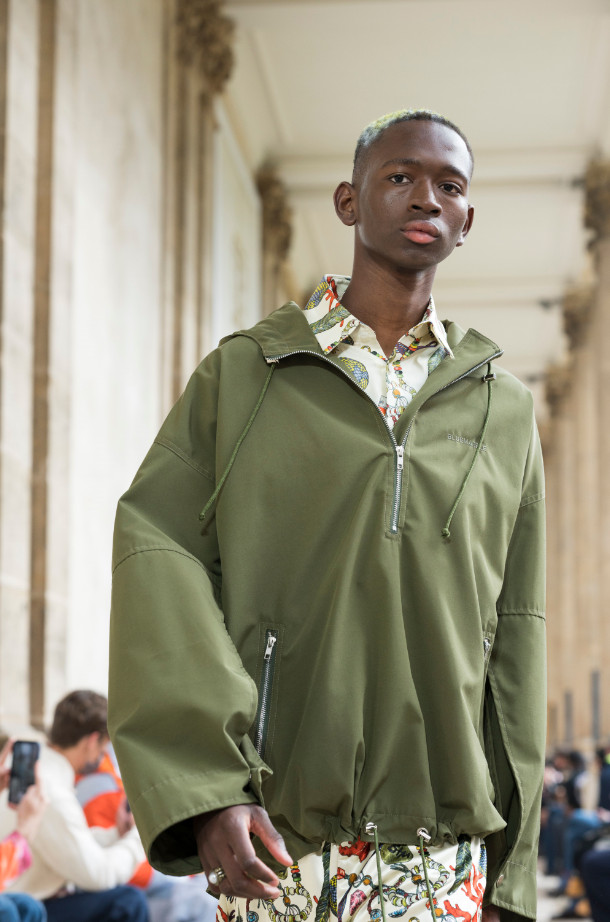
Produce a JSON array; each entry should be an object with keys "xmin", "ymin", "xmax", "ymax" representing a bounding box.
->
[
  {"xmin": 562, "ymin": 284, "xmax": 594, "ymax": 346},
  {"xmin": 257, "ymin": 164, "xmax": 292, "ymax": 263},
  {"xmin": 545, "ymin": 361, "xmax": 573, "ymax": 417},
  {"xmin": 584, "ymin": 159, "xmax": 610, "ymax": 243},
  {"xmin": 176, "ymin": 0, "xmax": 234, "ymax": 95}
]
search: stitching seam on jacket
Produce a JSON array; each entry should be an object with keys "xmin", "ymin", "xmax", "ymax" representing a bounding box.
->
[
  {"xmin": 112, "ymin": 545, "xmax": 220, "ymax": 587},
  {"xmin": 519, "ymin": 492, "xmax": 544, "ymax": 508},
  {"xmin": 496, "ymin": 610, "xmax": 545, "ymax": 619},
  {"xmin": 155, "ymin": 436, "xmax": 214, "ymax": 482},
  {"xmin": 505, "ymin": 859, "xmax": 536, "ymax": 875}
]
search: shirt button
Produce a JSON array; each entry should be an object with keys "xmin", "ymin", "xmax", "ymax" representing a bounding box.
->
[{"xmin": 496, "ymin": 875, "xmax": 505, "ymax": 886}]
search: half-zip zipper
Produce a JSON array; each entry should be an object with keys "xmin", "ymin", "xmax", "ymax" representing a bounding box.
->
[
  {"xmin": 265, "ymin": 347, "xmax": 502, "ymax": 535},
  {"xmin": 254, "ymin": 629, "xmax": 278, "ymax": 757}
]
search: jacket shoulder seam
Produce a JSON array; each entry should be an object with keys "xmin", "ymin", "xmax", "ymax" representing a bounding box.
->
[
  {"xmin": 155, "ymin": 436, "xmax": 214, "ymax": 482},
  {"xmin": 519, "ymin": 491, "xmax": 544, "ymax": 508},
  {"xmin": 112, "ymin": 545, "xmax": 220, "ymax": 587}
]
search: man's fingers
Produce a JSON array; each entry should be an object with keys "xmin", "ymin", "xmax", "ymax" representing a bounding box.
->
[
  {"xmin": 250, "ymin": 809, "xmax": 293, "ymax": 867},
  {"xmin": 216, "ymin": 844, "xmax": 281, "ymax": 900}
]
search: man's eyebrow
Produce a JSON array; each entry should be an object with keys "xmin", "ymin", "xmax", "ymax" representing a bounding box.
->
[{"xmin": 380, "ymin": 157, "xmax": 470, "ymax": 186}]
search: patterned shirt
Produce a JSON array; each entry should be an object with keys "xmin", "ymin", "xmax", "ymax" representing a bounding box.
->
[{"xmin": 303, "ymin": 275, "xmax": 453, "ymax": 430}]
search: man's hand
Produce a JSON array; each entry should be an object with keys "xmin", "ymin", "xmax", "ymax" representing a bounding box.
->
[
  {"xmin": 193, "ymin": 803, "xmax": 293, "ymax": 900},
  {"xmin": 481, "ymin": 907, "xmax": 501, "ymax": 922},
  {"xmin": 0, "ymin": 738, "xmax": 13, "ymax": 794},
  {"xmin": 116, "ymin": 797, "xmax": 135, "ymax": 837},
  {"xmin": 15, "ymin": 764, "xmax": 47, "ymax": 842}
]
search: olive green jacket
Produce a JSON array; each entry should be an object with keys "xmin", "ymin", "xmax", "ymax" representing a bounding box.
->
[{"xmin": 109, "ymin": 304, "xmax": 546, "ymax": 921}]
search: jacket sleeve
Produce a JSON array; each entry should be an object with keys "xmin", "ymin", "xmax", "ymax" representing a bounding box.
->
[
  {"xmin": 108, "ymin": 348, "xmax": 270, "ymax": 876},
  {"xmin": 483, "ymin": 411, "xmax": 546, "ymax": 922}
]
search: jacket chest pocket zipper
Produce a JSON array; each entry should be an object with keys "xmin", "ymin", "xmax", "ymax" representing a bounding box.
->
[{"xmin": 255, "ymin": 630, "xmax": 278, "ymax": 758}]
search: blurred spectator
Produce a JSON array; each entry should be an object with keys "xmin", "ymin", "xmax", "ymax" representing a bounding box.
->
[
  {"xmin": 580, "ymin": 841, "xmax": 610, "ymax": 922},
  {"xmin": 0, "ymin": 691, "xmax": 148, "ymax": 922},
  {"xmin": 0, "ymin": 738, "xmax": 47, "ymax": 922},
  {"xmin": 75, "ymin": 749, "xmax": 216, "ymax": 922},
  {"xmin": 598, "ymin": 747, "xmax": 610, "ymax": 812}
]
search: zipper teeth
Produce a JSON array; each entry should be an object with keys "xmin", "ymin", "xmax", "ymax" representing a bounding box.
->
[{"xmin": 255, "ymin": 631, "xmax": 277, "ymax": 756}]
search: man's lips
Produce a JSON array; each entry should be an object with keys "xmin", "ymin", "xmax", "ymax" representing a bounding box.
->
[{"xmin": 402, "ymin": 222, "xmax": 440, "ymax": 245}]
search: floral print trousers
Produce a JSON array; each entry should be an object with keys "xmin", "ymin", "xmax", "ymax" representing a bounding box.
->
[{"xmin": 217, "ymin": 835, "xmax": 486, "ymax": 922}]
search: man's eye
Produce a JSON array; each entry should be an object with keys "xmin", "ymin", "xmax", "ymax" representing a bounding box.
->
[
  {"xmin": 441, "ymin": 183, "xmax": 462, "ymax": 194},
  {"xmin": 390, "ymin": 174, "xmax": 410, "ymax": 184}
]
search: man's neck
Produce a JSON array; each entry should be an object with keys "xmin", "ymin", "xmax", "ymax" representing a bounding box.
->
[{"xmin": 340, "ymin": 262, "xmax": 437, "ymax": 357}]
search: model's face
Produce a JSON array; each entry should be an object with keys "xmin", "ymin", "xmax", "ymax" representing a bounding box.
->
[{"xmin": 339, "ymin": 120, "xmax": 474, "ymax": 274}]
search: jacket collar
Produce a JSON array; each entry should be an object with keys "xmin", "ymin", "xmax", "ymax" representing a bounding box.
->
[{"xmin": 229, "ymin": 303, "xmax": 502, "ymax": 389}]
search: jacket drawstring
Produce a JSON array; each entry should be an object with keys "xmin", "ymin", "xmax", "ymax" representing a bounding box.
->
[
  {"xmin": 199, "ymin": 364, "xmax": 276, "ymax": 522},
  {"xmin": 441, "ymin": 362, "xmax": 496, "ymax": 540},
  {"xmin": 417, "ymin": 828, "xmax": 437, "ymax": 922},
  {"xmin": 365, "ymin": 823, "xmax": 388, "ymax": 922},
  {"xmin": 365, "ymin": 822, "xmax": 437, "ymax": 922}
]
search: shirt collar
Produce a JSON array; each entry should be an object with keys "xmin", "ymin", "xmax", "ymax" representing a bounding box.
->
[{"xmin": 302, "ymin": 274, "xmax": 454, "ymax": 358}]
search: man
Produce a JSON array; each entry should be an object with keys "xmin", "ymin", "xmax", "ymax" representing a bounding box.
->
[
  {"xmin": 0, "ymin": 691, "xmax": 148, "ymax": 922},
  {"xmin": 109, "ymin": 110, "xmax": 546, "ymax": 922}
]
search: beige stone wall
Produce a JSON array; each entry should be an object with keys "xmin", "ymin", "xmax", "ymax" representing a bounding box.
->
[
  {"xmin": 545, "ymin": 171, "xmax": 610, "ymax": 750},
  {"xmin": 0, "ymin": 0, "xmax": 268, "ymax": 731}
]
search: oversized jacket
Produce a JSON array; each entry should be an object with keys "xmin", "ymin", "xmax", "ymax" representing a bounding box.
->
[{"xmin": 108, "ymin": 303, "xmax": 546, "ymax": 922}]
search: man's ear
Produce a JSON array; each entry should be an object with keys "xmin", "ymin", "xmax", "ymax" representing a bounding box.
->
[
  {"xmin": 333, "ymin": 181, "xmax": 357, "ymax": 227},
  {"xmin": 456, "ymin": 204, "xmax": 474, "ymax": 247}
]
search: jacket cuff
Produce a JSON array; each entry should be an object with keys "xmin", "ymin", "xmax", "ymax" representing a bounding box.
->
[{"xmin": 484, "ymin": 859, "xmax": 537, "ymax": 921}]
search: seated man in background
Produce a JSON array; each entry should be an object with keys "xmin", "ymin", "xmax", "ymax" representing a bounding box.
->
[
  {"xmin": 0, "ymin": 691, "xmax": 148, "ymax": 922},
  {"xmin": 0, "ymin": 739, "xmax": 47, "ymax": 922},
  {"xmin": 76, "ymin": 748, "xmax": 216, "ymax": 922}
]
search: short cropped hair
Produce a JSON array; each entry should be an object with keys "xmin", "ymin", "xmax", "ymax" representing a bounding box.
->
[
  {"xmin": 352, "ymin": 109, "xmax": 474, "ymax": 184},
  {"xmin": 48, "ymin": 690, "xmax": 108, "ymax": 748}
]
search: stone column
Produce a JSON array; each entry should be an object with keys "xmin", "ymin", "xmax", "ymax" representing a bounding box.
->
[
  {"xmin": 0, "ymin": 0, "xmax": 39, "ymax": 731},
  {"xmin": 161, "ymin": 0, "xmax": 234, "ymax": 411},
  {"xmin": 545, "ymin": 361, "xmax": 577, "ymax": 746},
  {"xmin": 562, "ymin": 286, "xmax": 599, "ymax": 748},
  {"xmin": 257, "ymin": 164, "xmax": 293, "ymax": 314},
  {"xmin": 584, "ymin": 160, "xmax": 610, "ymax": 741},
  {"xmin": 540, "ymin": 420, "xmax": 560, "ymax": 748}
]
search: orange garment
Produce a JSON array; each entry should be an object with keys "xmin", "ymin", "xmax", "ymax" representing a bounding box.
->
[
  {"xmin": 0, "ymin": 832, "xmax": 31, "ymax": 890},
  {"xmin": 76, "ymin": 753, "xmax": 153, "ymax": 889}
]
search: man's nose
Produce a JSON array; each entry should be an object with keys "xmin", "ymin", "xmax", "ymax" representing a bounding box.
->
[{"xmin": 410, "ymin": 181, "xmax": 441, "ymax": 215}]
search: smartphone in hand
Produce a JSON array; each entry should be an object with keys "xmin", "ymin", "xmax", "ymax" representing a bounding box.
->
[{"xmin": 8, "ymin": 740, "xmax": 40, "ymax": 805}]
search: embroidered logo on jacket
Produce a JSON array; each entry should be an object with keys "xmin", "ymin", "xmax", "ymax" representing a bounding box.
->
[{"xmin": 447, "ymin": 433, "xmax": 487, "ymax": 452}]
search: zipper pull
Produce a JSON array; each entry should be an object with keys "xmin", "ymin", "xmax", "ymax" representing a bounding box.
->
[
  {"xmin": 264, "ymin": 635, "xmax": 277, "ymax": 660},
  {"xmin": 396, "ymin": 444, "xmax": 404, "ymax": 471}
]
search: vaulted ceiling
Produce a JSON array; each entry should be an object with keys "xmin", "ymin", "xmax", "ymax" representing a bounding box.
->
[{"xmin": 224, "ymin": 0, "xmax": 610, "ymax": 418}]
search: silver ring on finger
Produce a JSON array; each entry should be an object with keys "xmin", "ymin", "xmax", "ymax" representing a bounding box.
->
[{"xmin": 208, "ymin": 866, "xmax": 226, "ymax": 887}]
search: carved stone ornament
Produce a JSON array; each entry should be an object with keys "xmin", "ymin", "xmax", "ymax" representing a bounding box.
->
[
  {"xmin": 257, "ymin": 165, "xmax": 292, "ymax": 263},
  {"xmin": 176, "ymin": 0, "xmax": 234, "ymax": 95},
  {"xmin": 544, "ymin": 361, "xmax": 573, "ymax": 417},
  {"xmin": 562, "ymin": 285, "xmax": 594, "ymax": 345},
  {"xmin": 584, "ymin": 159, "xmax": 610, "ymax": 244}
]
